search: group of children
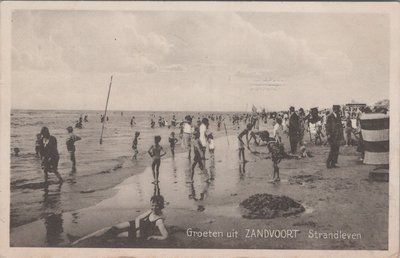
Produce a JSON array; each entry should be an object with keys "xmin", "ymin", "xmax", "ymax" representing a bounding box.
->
[
  {"xmin": 238, "ymin": 121, "xmax": 309, "ymax": 183},
  {"xmin": 132, "ymin": 122, "xmax": 216, "ymax": 184}
]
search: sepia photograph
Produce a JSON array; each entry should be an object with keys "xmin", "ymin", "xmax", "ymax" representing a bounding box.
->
[{"xmin": 1, "ymin": 1, "xmax": 399, "ymax": 257}]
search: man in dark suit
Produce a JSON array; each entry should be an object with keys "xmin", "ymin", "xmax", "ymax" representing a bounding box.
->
[
  {"xmin": 288, "ymin": 106, "xmax": 300, "ymax": 154},
  {"xmin": 326, "ymin": 105, "xmax": 344, "ymax": 168}
]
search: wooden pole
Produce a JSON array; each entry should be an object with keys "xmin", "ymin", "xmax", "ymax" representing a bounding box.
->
[
  {"xmin": 223, "ymin": 122, "xmax": 229, "ymax": 146},
  {"xmin": 100, "ymin": 75, "xmax": 113, "ymax": 144}
]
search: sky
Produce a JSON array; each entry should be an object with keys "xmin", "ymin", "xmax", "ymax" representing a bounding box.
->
[{"xmin": 11, "ymin": 10, "xmax": 390, "ymax": 111}]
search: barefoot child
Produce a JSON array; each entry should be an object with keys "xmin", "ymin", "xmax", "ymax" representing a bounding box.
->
[
  {"xmin": 66, "ymin": 126, "xmax": 81, "ymax": 172},
  {"xmin": 314, "ymin": 124, "xmax": 324, "ymax": 145},
  {"xmin": 148, "ymin": 136, "xmax": 166, "ymax": 183},
  {"xmin": 168, "ymin": 132, "xmax": 178, "ymax": 158},
  {"xmin": 249, "ymin": 131, "xmax": 287, "ymax": 182},
  {"xmin": 265, "ymin": 132, "xmax": 286, "ymax": 182},
  {"xmin": 238, "ymin": 123, "xmax": 253, "ymax": 162},
  {"xmin": 35, "ymin": 133, "xmax": 42, "ymax": 158},
  {"xmin": 207, "ymin": 133, "xmax": 215, "ymax": 158},
  {"xmin": 132, "ymin": 131, "xmax": 140, "ymax": 160},
  {"xmin": 191, "ymin": 129, "xmax": 204, "ymax": 182}
]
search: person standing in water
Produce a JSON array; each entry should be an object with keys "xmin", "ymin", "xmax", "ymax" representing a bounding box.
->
[
  {"xmin": 168, "ymin": 132, "xmax": 178, "ymax": 158},
  {"xmin": 182, "ymin": 115, "xmax": 193, "ymax": 159},
  {"xmin": 190, "ymin": 129, "xmax": 205, "ymax": 182},
  {"xmin": 130, "ymin": 116, "xmax": 136, "ymax": 127},
  {"xmin": 132, "ymin": 131, "xmax": 140, "ymax": 160},
  {"xmin": 39, "ymin": 127, "xmax": 63, "ymax": 184},
  {"xmin": 148, "ymin": 136, "xmax": 166, "ymax": 183},
  {"xmin": 66, "ymin": 126, "xmax": 81, "ymax": 172},
  {"xmin": 238, "ymin": 123, "xmax": 252, "ymax": 163},
  {"xmin": 35, "ymin": 133, "xmax": 42, "ymax": 158}
]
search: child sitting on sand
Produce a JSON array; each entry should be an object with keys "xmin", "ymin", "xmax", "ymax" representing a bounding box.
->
[
  {"xmin": 132, "ymin": 131, "xmax": 140, "ymax": 160},
  {"xmin": 168, "ymin": 132, "xmax": 178, "ymax": 158},
  {"xmin": 148, "ymin": 136, "xmax": 166, "ymax": 183},
  {"xmin": 298, "ymin": 145, "xmax": 313, "ymax": 158}
]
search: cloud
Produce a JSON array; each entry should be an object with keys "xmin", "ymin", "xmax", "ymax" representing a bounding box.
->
[
  {"xmin": 161, "ymin": 13, "xmax": 352, "ymax": 81},
  {"xmin": 12, "ymin": 11, "xmax": 172, "ymax": 73},
  {"xmin": 164, "ymin": 64, "xmax": 186, "ymax": 71}
]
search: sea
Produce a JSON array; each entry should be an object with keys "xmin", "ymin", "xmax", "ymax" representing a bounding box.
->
[{"xmin": 10, "ymin": 109, "xmax": 236, "ymax": 228}]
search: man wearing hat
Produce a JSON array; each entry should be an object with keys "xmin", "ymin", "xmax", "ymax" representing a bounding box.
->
[
  {"xmin": 326, "ymin": 105, "xmax": 343, "ymax": 168},
  {"xmin": 288, "ymin": 106, "xmax": 300, "ymax": 154},
  {"xmin": 66, "ymin": 126, "xmax": 81, "ymax": 172}
]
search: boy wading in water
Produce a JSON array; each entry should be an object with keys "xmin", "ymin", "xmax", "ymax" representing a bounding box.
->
[
  {"xmin": 148, "ymin": 136, "xmax": 166, "ymax": 184},
  {"xmin": 168, "ymin": 132, "xmax": 178, "ymax": 158},
  {"xmin": 66, "ymin": 126, "xmax": 81, "ymax": 172},
  {"xmin": 190, "ymin": 129, "xmax": 205, "ymax": 183},
  {"xmin": 238, "ymin": 123, "xmax": 253, "ymax": 163},
  {"xmin": 132, "ymin": 131, "xmax": 140, "ymax": 160}
]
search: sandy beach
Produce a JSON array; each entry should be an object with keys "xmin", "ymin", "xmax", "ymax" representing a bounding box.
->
[{"xmin": 10, "ymin": 120, "xmax": 388, "ymax": 249}]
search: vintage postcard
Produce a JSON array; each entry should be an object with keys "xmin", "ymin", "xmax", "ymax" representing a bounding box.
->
[{"xmin": 0, "ymin": 1, "xmax": 399, "ymax": 258}]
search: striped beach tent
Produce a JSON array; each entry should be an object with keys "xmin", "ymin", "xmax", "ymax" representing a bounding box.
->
[{"xmin": 360, "ymin": 113, "xmax": 389, "ymax": 165}]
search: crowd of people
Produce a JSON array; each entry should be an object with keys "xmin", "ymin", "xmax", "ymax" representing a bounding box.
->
[{"xmin": 28, "ymin": 103, "xmax": 387, "ymax": 244}]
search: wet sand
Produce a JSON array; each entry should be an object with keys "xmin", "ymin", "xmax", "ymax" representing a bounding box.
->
[{"xmin": 10, "ymin": 127, "xmax": 388, "ymax": 249}]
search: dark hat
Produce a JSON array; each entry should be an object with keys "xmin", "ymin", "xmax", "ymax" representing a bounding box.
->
[
  {"xmin": 332, "ymin": 105, "xmax": 340, "ymax": 110},
  {"xmin": 289, "ymin": 106, "xmax": 295, "ymax": 111},
  {"xmin": 66, "ymin": 126, "xmax": 73, "ymax": 131},
  {"xmin": 40, "ymin": 127, "xmax": 50, "ymax": 138}
]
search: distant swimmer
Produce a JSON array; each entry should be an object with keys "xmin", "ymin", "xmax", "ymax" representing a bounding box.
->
[
  {"xmin": 130, "ymin": 116, "xmax": 136, "ymax": 127},
  {"xmin": 150, "ymin": 119, "xmax": 155, "ymax": 129},
  {"xmin": 132, "ymin": 131, "xmax": 140, "ymax": 160},
  {"xmin": 148, "ymin": 136, "xmax": 166, "ymax": 184},
  {"xmin": 84, "ymin": 115, "xmax": 88, "ymax": 122},
  {"xmin": 13, "ymin": 147, "xmax": 20, "ymax": 156},
  {"xmin": 66, "ymin": 126, "xmax": 81, "ymax": 172},
  {"xmin": 75, "ymin": 120, "xmax": 83, "ymax": 129},
  {"xmin": 39, "ymin": 127, "xmax": 63, "ymax": 184}
]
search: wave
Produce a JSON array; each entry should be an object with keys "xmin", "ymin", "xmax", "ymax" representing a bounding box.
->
[
  {"xmin": 11, "ymin": 121, "xmax": 46, "ymax": 127},
  {"xmin": 11, "ymin": 181, "xmax": 59, "ymax": 190}
]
